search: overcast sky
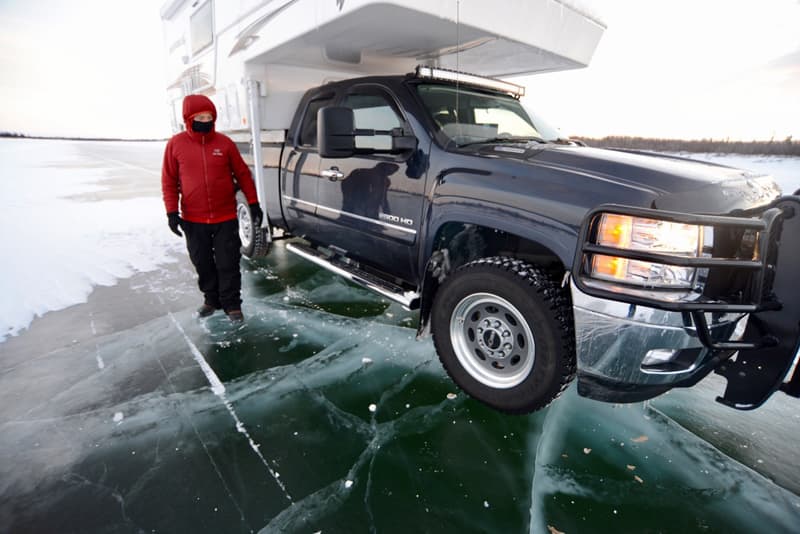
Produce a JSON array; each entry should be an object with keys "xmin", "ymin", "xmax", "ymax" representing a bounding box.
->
[
  {"xmin": 521, "ymin": 0, "xmax": 800, "ymax": 140},
  {"xmin": 0, "ymin": 0, "xmax": 168, "ymax": 139},
  {"xmin": 0, "ymin": 0, "xmax": 798, "ymax": 140}
]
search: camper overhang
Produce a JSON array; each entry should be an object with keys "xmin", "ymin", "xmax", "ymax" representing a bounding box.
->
[{"xmin": 229, "ymin": 0, "xmax": 606, "ymax": 78}]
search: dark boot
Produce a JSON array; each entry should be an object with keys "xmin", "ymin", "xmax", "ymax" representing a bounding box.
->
[
  {"xmin": 226, "ymin": 309, "xmax": 244, "ymax": 322},
  {"xmin": 197, "ymin": 303, "xmax": 218, "ymax": 317}
]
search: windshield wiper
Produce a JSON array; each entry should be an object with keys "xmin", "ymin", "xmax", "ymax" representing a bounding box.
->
[{"xmin": 456, "ymin": 136, "xmax": 546, "ymax": 148}]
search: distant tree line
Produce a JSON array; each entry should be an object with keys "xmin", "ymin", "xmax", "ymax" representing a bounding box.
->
[
  {"xmin": 0, "ymin": 131, "xmax": 163, "ymax": 142},
  {"xmin": 575, "ymin": 135, "xmax": 799, "ymax": 156},
  {"xmin": 2, "ymin": 129, "xmax": 797, "ymax": 154}
]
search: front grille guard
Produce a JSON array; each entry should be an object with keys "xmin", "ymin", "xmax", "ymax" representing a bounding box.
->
[
  {"xmin": 573, "ymin": 196, "xmax": 800, "ymax": 409},
  {"xmin": 573, "ymin": 198, "xmax": 793, "ymax": 351}
]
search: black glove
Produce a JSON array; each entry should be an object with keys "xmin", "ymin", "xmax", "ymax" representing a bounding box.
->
[
  {"xmin": 167, "ymin": 212, "xmax": 183, "ymax": 237},
  {"xmin": 249, "ymin": 203, "xmax": 263, "ymax": 225}
]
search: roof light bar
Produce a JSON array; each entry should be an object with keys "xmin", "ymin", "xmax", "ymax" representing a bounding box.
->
[{"xmin": 415, "ymin": 66, "xmax": 525, "ymax": 98}]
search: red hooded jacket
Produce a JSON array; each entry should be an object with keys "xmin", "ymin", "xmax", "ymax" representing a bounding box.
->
[{"xmin": 161, "ymin": 94, "xmax": 258, "ymax": 224}]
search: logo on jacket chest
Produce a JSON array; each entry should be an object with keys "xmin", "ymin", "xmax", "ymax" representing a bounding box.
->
[{"xmin": 211, "ymin": 148, "xmax": 224, "ymax": 157}]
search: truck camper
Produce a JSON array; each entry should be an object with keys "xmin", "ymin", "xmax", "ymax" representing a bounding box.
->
[{"xmin": 160, "ymin": 0, "xmax": 800, "ymax": 414}]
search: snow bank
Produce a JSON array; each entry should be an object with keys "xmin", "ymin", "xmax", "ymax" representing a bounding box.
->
[{"xmin": 0, "ymin": 139, "xmax": 183, "ymax": 342}]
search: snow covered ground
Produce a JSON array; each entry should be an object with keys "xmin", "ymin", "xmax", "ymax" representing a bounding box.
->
[
  {"xmin": 667, "ymin": 152, "xmax": 800, "ymax": 195},
  {"xmin": 0, "ymin": 139, "xmax": 182, "ymax": 342}
]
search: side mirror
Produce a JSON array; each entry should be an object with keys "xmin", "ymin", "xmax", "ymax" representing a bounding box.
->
[
  {"xmin": 391, "ymin": 128, "xmax": 417, "ymax": 152},
  {"xmin": 318, "ymin": 106, "xmax": 418, "ymax": 158},
  {"xmin": 318, "ymin": 107, "xmax": 355, "ymax": 158}
]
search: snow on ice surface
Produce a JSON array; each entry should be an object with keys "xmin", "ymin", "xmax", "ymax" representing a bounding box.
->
[
  {"xmin": 0, "ymin": 139, "xmax": 182, "ymax": 342},
  {"xmin": 667, "ymin": 152, "xmax": 800, "ymax": 194}
]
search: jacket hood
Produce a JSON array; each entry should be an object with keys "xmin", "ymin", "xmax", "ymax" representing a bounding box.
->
[{"xmin": 182, "ymin": 94, "xmax": 217, "ymax": 135}]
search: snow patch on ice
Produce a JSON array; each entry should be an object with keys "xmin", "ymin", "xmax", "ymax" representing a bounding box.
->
[
  {"xmin": 666, "ymin": 152, "xmax": 800, "ymax": 194},
  {"xmin": 0, "ymin": 139, "xmax": 183, "ymax": 343},
  {"xmin": 112, "ymin": 412, "xmax": 124, "ymax": 424}
]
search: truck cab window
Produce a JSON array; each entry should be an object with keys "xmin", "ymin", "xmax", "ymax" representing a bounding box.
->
[
  {"xmin": 343, "ymin": 92, "xmax": 402, "ymax": 151},
  {"xmin": 474, "ymin": 108, "xmax": 535, "ymax": 136},
  {"xmin": 299, "ymin": 96, "xmax": 334, "ymax": 148},
  {"xmin": 416, "ymin": 84, "xmax": 543, "ymax": 146}
]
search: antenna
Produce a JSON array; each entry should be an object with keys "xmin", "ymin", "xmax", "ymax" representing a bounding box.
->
[{"xmin": 455, "ymin": 0, "xmax": 462, "ymax": 142}]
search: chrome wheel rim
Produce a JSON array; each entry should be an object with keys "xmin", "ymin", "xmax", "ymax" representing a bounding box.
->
[
  {"xmin": 449, "ymin": 293, "xmax": 535, "ymax": 389},
  {"xmin": 237, "ymin": 203, "xmax": 253, "ymax": 248}
]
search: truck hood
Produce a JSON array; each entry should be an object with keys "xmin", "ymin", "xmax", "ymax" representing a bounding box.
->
[{"xmin": 470, "ymin": 143, "xmax": 781, "ymax": 213}]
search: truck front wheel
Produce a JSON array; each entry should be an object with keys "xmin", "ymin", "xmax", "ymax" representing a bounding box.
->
[
  {"xmin": 431, "ymin": 257, "xmax": 576, "ymax": 414},
  {"xmin": 236, "ymin": 191, "xmax": 270, "ymax": 258}
]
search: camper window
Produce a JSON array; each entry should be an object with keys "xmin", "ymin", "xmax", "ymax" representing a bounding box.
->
[{"xmin": 190, "ymin": 1, "xmax": 213, "ymax": 56}]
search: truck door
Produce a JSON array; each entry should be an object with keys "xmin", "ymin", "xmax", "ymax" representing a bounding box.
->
[
  {"xmin": 280, "ymin": 93, "xmax": 334, "ymax": 238},
  {"xmin": 315, "ymin": 85, "xmax": 426, "ymax": 283}
]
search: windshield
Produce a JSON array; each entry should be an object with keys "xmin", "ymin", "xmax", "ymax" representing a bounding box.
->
[{"xmin": 416, "ymin": 83, "xmax": 544, "ymax": 146}]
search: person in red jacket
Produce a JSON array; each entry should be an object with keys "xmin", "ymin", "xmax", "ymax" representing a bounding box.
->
[{"xmin": 162, "ymin": 94, "xmax": 262, "ymax": 322}]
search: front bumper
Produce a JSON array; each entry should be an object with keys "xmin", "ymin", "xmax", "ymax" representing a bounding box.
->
[
  {"xmin": 571, "ymin": 281, "xmax": 746, "ymax": 403},
  {"xmin": 571, "ymin": 196, "xmax": 800, "ymax": 409}
]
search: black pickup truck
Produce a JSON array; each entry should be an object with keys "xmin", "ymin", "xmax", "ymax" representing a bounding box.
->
[{"xmin": 235, "ymin": 66, "xmax": 800, "ymax": 414}]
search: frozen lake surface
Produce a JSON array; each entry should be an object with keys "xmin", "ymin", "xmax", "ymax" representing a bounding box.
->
[{"xmin": 0, "ymin": 139, "xmax": 798, "ymax": 532}]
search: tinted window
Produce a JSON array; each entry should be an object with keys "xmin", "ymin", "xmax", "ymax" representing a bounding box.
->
[
  {"xmin": 416, "ymin": 84, "xmax": 542, "ymax": 146},
  {"xmin": 299, "ymin": 95, "xmax": 334, "ymax": 147},
  {"xmin": 343, "ymin": 92, "xmax": 403, "ymax": 151}
]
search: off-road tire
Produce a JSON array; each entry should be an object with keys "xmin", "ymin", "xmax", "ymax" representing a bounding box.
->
[
  {"xmin": 431, "ymin": 256, "xmax": 576, "ymax": 414},
  {"xmin": 236, "ymin": 190, "xmax": 270, "ymax": 258}
]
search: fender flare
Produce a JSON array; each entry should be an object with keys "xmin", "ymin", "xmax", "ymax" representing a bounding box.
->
[{"xmin": 415, "ymin": 202, "xmax": 579, "ymax": 337}]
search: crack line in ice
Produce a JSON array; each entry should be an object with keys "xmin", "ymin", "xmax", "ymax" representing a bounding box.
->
[
  {"xmin": 260, "ymin": 390, "xmax": 462, "ymax": 531},
  {"xmin": 151, "ymin": 351, "xmax": 250, "ymax": 526},
  {"xmin": 261, "ymin": 358, "xmax": 453, "ymax": 531},
  {"xmin": 90, "ymin": 315, "xmax": 105, "ymax": 370},
  {"xmin": 363, "ymin": 445, "xmax": 380, "ymax": 532},
  {"xmin": 65, "ymin": 471, "xmax": 137, "ymax": 527},
  {"xmin": 528, "ymin": 391, "xmax": 568, "ymax": 534},
  {"xmin": 644, "ymin": 402, "xmax": 800, "ymax": 497},
  {"xmin": 168, "ymin": 313, "xmax": 226, "ymax": 396},
  {"xmin": 167, "ymin": 311, "xmax": 293, "ymax": 502},
  {"xmin": 355, "ymin": 360, "xmax": 431, "ymax": 533}
]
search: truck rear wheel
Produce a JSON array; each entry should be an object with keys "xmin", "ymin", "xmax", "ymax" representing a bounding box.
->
[
  {"xmin": 236, "ymin": 191, "xmax": 270, "ymax": 258},
  {"xmin": 431, "ymin": 256, "xmax": 576, "ymax": 414}
]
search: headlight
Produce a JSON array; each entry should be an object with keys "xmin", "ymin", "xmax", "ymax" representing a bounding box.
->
[{"xmin": 589, "ymin": 214, "xmax": 704, "ymax": 288}]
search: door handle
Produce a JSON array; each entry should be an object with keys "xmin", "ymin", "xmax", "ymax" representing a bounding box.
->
[{"xmin": 321, "ymin": 168, "xmax": 344, "ymax": 181}]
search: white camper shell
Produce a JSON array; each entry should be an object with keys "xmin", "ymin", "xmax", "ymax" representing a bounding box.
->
[{"xmin": 160, "ymin": 0, "xmax": 605, "ymax": 133}]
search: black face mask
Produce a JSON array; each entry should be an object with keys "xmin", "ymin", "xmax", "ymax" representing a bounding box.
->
[{"xmin": 192, "ymin": 120, "xmax": 213, "ymax": 134}]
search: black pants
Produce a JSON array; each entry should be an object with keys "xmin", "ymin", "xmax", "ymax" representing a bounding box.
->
[{"xmin": 182, "ymin": 219, "xmax": 242, "ymax": 312}]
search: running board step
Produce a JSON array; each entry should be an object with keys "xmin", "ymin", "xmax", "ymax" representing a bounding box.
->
[{"xmin": 286, "ymin": 242, "xmax": 420, "ymax": 309}]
